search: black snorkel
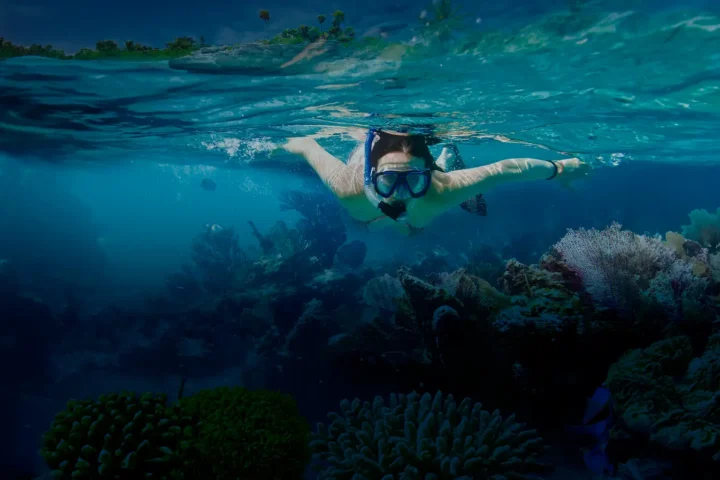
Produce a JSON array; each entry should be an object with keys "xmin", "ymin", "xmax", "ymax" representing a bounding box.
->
[{"xmin": 363, "ymin": 128, "xmax": 407, "ymax": 221}]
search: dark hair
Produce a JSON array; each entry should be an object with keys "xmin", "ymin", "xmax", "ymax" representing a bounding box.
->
[{"xmin": 369, "ymin": 131, "xmax": 444, "ymax": 171}]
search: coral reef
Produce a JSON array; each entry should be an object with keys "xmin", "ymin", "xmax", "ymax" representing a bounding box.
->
[
  {"xmin": 30, "ymin": 202, "xmax": 720, "ymax": 480},
  {"xmin": 310, "ymin": 390, "xmax": 549, "ymax": 480},
  {"xmin": 606, "ymin": 335, "xmax": 720, "ymax": 463},
  {"xmin": 42, "ymin": 387, "xmax": 311, "ymax": 479}
]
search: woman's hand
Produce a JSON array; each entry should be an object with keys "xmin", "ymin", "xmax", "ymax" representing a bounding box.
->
[
  {"xmin": 557, "ymin": 157, "xmax": 591, "ymax": 188},
  {"xmin": 281, "ymin": 137, "xmax": 317, "ymax": 155},
  {"xmin": 269, "ymin": 136, "xmax": 317, "ymax": 158}
]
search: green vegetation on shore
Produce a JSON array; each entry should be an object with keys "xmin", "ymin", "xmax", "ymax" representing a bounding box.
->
[
  {"xmin": 0, "ymin": 36, "xmax": 202, "ymax": 61},
  {"xmin": 1, "ymin": 8, "xmax": 361, "ymax": 62},
  {"xmin": 259, "ymin": 9, "xmax": 355, "ymax": 45}
]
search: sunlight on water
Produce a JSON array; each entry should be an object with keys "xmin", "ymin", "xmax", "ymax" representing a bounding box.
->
[
  {"xmin": 201, "ymin": 136, "xmax": 278, "ymax": 163},
  {"xmin": 1, "ymin": 1, "xmax": 720, "ymax": 169}
]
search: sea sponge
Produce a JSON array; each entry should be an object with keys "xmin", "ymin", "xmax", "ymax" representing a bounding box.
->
[
  {"xmin": 310, "ymin": 390, "xmax": 549, "ymax": 480},
  {"xmin": 40, "ymin": 391, "xmax": 198, "ymax": 479},
  {"xmin": 178, "ymin": 386, "xmax": 311, "ymax": 480}
]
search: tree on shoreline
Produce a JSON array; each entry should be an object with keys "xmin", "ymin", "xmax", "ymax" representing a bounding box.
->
[
  {"xmin": 259, "ymin": 9, "xmax": 270, "ymax": 25},
  {"xmin": 1, "ymin": 35, "xmax": 201, "ymax": 60}
]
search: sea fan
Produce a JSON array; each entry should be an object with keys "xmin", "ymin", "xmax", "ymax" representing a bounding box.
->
[{"xmin": 363, "ymin": 274, "xmax": 407, "ymax": 312}]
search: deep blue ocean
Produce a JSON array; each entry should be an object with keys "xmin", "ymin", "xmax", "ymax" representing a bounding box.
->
[{"xmin": 2, "ymin": 1, "xmax": 720, "ymax": 479}]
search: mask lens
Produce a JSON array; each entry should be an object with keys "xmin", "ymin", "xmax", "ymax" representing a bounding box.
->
[
  {"xmin": 405, "ymin": 171, "xmax": 430, "ymax": 195},
  {"xmin": 374, "ymin": 172, "xmax": 398, "ymax": 197}
]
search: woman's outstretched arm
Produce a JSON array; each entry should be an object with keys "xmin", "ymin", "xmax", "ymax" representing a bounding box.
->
[
  {"xmin": 281, "ymin": 137, "xmax": 355, "ymax": 198},
  {"xmin": 433, "ymin": 157, "xmax": 589, "ymax": 209}
]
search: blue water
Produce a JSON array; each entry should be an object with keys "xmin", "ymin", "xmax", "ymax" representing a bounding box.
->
[{"xmin": 3, "ymin": 1, "xmax": 720, "ymax": 478}]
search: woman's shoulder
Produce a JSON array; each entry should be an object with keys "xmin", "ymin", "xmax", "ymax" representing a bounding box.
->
[{"xmin": 347, "ymin": 142, "xmax": 364, "ymax": 165}]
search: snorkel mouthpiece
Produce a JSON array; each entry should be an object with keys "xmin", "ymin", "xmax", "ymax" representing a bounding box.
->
[{"xmin": 379, "ymin": 201, "xmax": 407, "ymax": 220}]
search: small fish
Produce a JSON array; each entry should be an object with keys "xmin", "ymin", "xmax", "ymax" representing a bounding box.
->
[
  {"xmin": 583, "ymin": 385, "xmax": 612, "ymax": 424},
  {"xmin": 201, "ymin": 178, "xmax": 217, "ymax": 191},
  {"xmin": 566, "ymin": 385, "xmax": 615, "ymax": 476},
  {"xmin": 583, "ymin": 444, "xmax": 614, "ymax": 475},
  {"xmin": 460, "ymin": 193, "xmax": 487, "ymax": 216}
]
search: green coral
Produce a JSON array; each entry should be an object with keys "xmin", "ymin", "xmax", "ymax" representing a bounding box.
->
[
  {"xmin": 40, "ymin": 391, "xmax": 199, "ymax": 479},
  {"xmin": 310, "ymin": 390, "xmax": 549, "ymax": 480},
  {"xmin": 178, "ymin": 386, "xmax": 311, "ymax": 480},
  {"xmin": 606, "ymin": 335, "xmax": 720, "ymax": 460}
]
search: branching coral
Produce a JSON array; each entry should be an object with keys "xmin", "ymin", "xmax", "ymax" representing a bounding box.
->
[{"xmin": 310, "ymin": 390, "xmax": 549, "ymax": 480}]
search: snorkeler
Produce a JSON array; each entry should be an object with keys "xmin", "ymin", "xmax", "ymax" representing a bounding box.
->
[{"xmin": 280, "ymin": 128, "xmax": 590, "ymax": 235}]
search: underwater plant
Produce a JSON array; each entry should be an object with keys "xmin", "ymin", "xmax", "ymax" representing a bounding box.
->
[
  {"xmin": 40, "ymin": 391, "xmax": 199, "ymax": 479},
  {"xmin": 310, "ymin": 390, "xmax": 549, "ymax": 479},
  {"xmin": 178, "ymin": 386, "xmax": 311, "ymax": 480}
]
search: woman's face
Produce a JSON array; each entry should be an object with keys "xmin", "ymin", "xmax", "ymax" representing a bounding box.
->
[{"xmin": 375, "ymin": 152, "xmax": 430, "ymax": 202}]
